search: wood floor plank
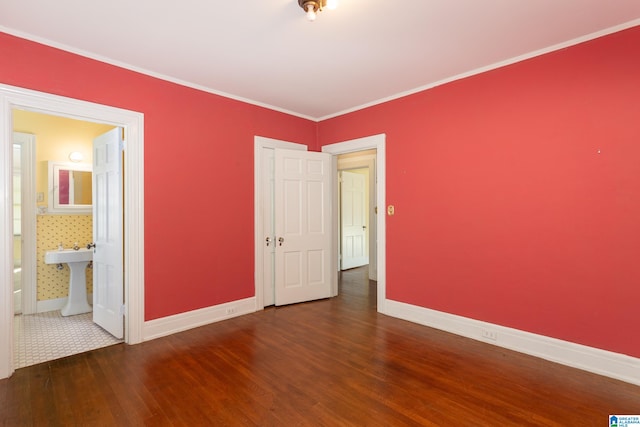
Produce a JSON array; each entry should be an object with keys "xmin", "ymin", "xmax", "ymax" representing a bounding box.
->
[{"xmin": 1, "ymin": 266, "xmax": 639, "ymax": 426}]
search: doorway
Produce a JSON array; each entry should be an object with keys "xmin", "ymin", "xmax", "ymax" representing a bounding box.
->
[
  {"xmin": 0, "ymin": 83, "xmax": 145, "ymax": 380},
  {"xmin": 12, "ymin": 111, "xmax": 122, "ymax": 369},
  {"xmin": 254, "ymin": 138, "xmax": 334, "ymax": 308},
  {"xmin": 337, "ymin": 149, "xmax": 377, "ymax": 279},
  {"xmin": 323, "ymin": 134, "xmax": 386, "ymax": 313},
  {"xmin": 13, "ymin": 111, "xmax": 112, "ymax": 314},
  {"xmin": 254, "ymin": 134, "xmax": 386, "ymax": 313}
]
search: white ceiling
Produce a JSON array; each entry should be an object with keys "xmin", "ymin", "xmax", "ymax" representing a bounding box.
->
[{"xmin": 2, "ymin": 1, "xmax": 640, "ymax": 120}]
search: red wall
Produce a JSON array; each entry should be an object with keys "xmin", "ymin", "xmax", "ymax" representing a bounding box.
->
[
  {"xmin": 3, "ymin": 26, "xmax": 639, "ymax": 358},
  {"xmin": 318, "ymin": 26, "xmax": 640, "ymax": 358},
  {"xmin": 0, "ymin": 32, "xmax": 317, "ymax": 320}
]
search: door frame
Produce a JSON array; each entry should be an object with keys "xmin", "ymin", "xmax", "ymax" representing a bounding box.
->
[
  {"xmin": 254, "ymin": 133, "xmax": 386, "ymax": 313},
  {"xmin": 323, "ymin": 134, "xmax": 386, "ymax": 313},
  {"xmin": 13, "ymin": 132, "xmax": 36, "ymax": 315},
  {"xmin": 253, "ymin": 136, "xmax": 307, "ymax": 310},
  {"xmin": 0, "ymin": 83, "xmax": 145, "ymax": 379}
]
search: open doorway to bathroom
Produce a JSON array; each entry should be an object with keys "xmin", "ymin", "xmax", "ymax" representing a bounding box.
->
[
  {"xmin": 1, "ymin": 84, "xmax": 145, "ymax": 380},
  {"xmin": 12, "ymin": 110, "xmax": 122, "ymax": 369}
]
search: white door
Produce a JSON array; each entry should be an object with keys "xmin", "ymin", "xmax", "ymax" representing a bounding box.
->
[
  {"xmin": 340, "ymin": 170, "xmax": 369, "ymax": 270},
  {"xmin": 262, "ymin": 148, "xmax": 276, "ymax": 306},
  {"xmin": 92, "ymin": 128, "xmax": 123, "ymax": 338},
  {"xmin": 274, "ymin": 149, "xmax": 332, "ymax": 306}
]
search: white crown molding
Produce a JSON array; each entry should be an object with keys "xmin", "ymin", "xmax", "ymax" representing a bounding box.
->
[
  {"xmin": 317, "ymin": 19, "xmax": 640, "ymax": 121},
  {"xmin": 4, "ymin": 19, "xmax": 639, "ymax": 122},
  {"xmin": 0, "ymin": 26, "xmax": 317, "ymax": 122}
]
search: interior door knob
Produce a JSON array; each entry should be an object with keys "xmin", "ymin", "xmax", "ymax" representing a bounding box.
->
[{"xmin": 87, "ymin": 242, "xmax": 96, "ymax": 250}]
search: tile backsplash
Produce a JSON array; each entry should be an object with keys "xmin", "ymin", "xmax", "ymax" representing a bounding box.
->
[{"xmin": 37, "ymin": 215, "xmax": 93, "ymax": 301}]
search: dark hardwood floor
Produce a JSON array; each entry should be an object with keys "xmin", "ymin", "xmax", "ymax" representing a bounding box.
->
[{"xmin": 1, "ymin": 266, "xmax": 639, "ymax": 426}]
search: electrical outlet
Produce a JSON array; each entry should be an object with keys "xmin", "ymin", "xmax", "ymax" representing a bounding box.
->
[
  {"xmin": 225, "ymin": 307, "xmax": 236, "ymax": 315},
  {"xmin": 481, "ymin": 329, "xmax": 497, "ymax": 341}
]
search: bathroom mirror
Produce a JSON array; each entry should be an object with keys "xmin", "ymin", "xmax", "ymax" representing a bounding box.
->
[{"xmin": 48, "ymin": 161, "xmax": 92, "ymax": 213}]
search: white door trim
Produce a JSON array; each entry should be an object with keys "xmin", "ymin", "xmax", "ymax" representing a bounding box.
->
[
  {"xmin": 322, "ymin": 134, "xmax": 386, "ymax": 313},
  {"xmin": 253, "ymin": 136, "xmax": 307, "ymax": 310},
  {"xmin": 0, "ymin": 83, "xmax": 145, "ymax": 379},
  {"xmin": 13, "ymin": 132, "xmax": 36, "ymax": 315}
]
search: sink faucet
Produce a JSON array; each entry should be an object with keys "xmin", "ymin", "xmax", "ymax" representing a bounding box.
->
[{"xmin": 73, "ymin": 242, "xmax": 80, "ymax": 251}]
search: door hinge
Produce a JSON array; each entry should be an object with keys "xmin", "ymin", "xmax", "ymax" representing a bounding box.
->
[{"xmin": 120, "ymin": 304, "xmax": 126, "ymax": 316}]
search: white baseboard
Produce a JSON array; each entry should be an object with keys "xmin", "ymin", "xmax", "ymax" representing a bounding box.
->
[
  {"xmin": 36, "ymin": 293, "xmax": 93, "ymax": 313},
  {"xmin": 142, "ymin": 297, "xmax": 256, "ymax": 342},
  {"xmin": 384, "ymin": 299, "xmax": 640, "ymax": 386}
]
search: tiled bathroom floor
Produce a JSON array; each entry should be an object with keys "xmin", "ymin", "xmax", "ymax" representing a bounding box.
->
[{"xmin": 13, "ymin": 310, "xmax": 123, "ymax": 369}]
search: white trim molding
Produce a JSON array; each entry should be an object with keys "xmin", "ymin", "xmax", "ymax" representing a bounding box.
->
[
  {"xmin": 322, "ymin": 134, "xmax": 386, "ymax": 313},
  {"xmin": 0, "ymin": 83, "xmax": 145, "ymax": 379},
  {"xmin": 143, "ymin": 297, "xmax": 256, "ymax": 341},
  {"xmin": 316, "ymin": 19, "xmax": 640, "ymax": 121},
  {"xmin": 13, "ymin": 132, "xmax": 36, "ymax": 315},
  {"xmin": 385, "ymin": 299, "xmax": 640, "ymax": 386},
  {"xmin": 4, "ymin": 20, "xmax": 640, "ymax": 123}
]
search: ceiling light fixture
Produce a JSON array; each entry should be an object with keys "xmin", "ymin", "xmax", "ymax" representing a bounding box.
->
[
  {"xmin": 298, "ymin": 0, "xmax": 338, "ymax": 22},
  {"xmin": 68, "ymin": 151, "xmax": 84, "ymax": 162}
]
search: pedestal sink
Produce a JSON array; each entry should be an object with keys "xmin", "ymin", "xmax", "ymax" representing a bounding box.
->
[{"xmin": 44, "ymin": 248, "xmax": 93, "ymax": 316}]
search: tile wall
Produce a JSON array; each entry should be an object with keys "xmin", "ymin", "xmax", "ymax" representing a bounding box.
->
[{"xmin": 36, "ymin": 214, "xmax": 93, "ymax": 301}]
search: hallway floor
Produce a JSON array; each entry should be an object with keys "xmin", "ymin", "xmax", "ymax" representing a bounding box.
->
[{"xmin": 13, "ymin": 310, "xmax": 122, "ymax": 369}]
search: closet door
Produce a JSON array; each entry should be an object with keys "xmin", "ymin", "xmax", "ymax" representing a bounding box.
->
[{"xmin": 274, "ymin": 149, "xmax": 332, "ymax": 306}]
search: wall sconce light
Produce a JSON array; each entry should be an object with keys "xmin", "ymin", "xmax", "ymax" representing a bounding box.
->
[
  {"xmin": 298, "ymin": 0, "xmax": 338, "ymax": 22},
  {"xmin": 68, "ymin": 151, "xmax": 84, "ymax": 162}
]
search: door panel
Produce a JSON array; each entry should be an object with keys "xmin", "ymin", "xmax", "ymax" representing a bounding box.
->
[
  {"xmin": 341, "ymin": 170, "xmax": 368, "ymax": 269},
  {"xmin": 92, "ymin": 128, "xmax": 123, "ymax": 339},
  {"xmin": 262, "ymin": 148, "xmax": 276, "ymax": 306},
  {"xmin": 275, "ymin": 149, "xmax": 332, "ymax": 306}
]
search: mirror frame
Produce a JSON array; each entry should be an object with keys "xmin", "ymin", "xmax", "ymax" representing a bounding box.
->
[{"xmin": 47, "ymin": 161, "xmax": 92, "ymax": 213}]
